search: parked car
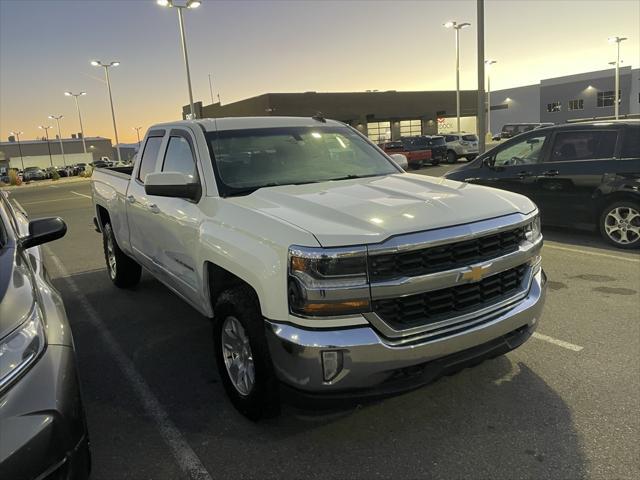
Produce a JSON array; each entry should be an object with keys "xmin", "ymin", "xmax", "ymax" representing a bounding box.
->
[
  {"xmin": 379, "ymin": 139, "xmax": 433, "ymax": 168},
  {"xmin": 0, "ymin": 191, "xmax": 90, "ymax": 479},
  {"xmin": 401, "ymin": 136, "xmax": 443, "ymax": 166},
  {"xmin": 91, "ymin": 160, "xmax": 110, "ymax": 169},
  {"xmin": 443, "ymin": 133, "xmax": 479, "ymax": 163},
  {"xmin": 444, "ymin": 120, "xmax": 640, "ymax": 249},
  {"xmin": 424, "ymin": 135, "xmax": 447, "ymax": 163},
  {"xmin": 500, "ymin": 123, "xmax": 554, "ymax": 139},
  {"xmin": 22, "ymin": 166, "xmax": 47, "ymax": 181},
  {"xmin": 56, "ymin": 166, "xmax": 75, "ymax": 177},
  {"xmin": 91, "ymin": 117, "xmax": 546, "ymax": 420},
  {"xmin": 73, "ymin": 163, "xmax": 88, "ymax": 175}
]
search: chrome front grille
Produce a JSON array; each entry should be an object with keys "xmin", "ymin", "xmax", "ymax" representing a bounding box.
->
[
  {"xmin": 364, "ymin": 212, "xmax": 541, "ymax": 341},
  {"xmin": 368, "ymin": 226, "xmax": 526, "ymax": 281},
  {"xmin": 372, "ymin": 264, "xmax": 528, "ymax": 330}
]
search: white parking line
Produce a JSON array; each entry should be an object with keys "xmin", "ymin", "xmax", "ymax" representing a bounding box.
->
[
  {"xmin": 532, "ymin": 332, "xmax": 584, "ymax": 352},
  {"xmin": 19, "ymin": 197, "xmax": 84, "ymax": 206},
  {"xmin": 71, "ymin": 190, "xmax": 92, "ymax": 199},
  {"xmin": 45, "ymin": 248, "xmax": 213, "ymax": 480},
  {"xmin": 544, "ymin": 243, "xmax": 640, "ymax": 263}
]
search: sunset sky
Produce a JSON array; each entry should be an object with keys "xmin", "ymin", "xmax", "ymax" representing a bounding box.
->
[{"xmin": 1, "ymin": 0, "xmax": 638, "ymax": 143}]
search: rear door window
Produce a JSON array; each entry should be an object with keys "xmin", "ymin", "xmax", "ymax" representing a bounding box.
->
[
  {"xmin": 620, "ymin": 126, "xmax": 640, "ymax": 158},
  {"xmin": 137, "ymin": 136, "xmax": 164, "ymax": 183},
  {"xmin": 548, "ymin": 130, "xmax": 618, "ymax": 162}
]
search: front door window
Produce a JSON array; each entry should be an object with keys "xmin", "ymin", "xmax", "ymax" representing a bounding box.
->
[{"xmin": 494, "ymin": 134, "xmax": 547, "ymax": 167}]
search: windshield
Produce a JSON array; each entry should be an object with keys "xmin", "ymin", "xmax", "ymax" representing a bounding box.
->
[{"xmin": 207, "ymin": 126, "xmax": 400, "ymax": 197}]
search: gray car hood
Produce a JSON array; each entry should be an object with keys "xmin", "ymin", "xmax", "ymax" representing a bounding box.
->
[{"xmin": 228, "ymin": 173, "xmax": 536, "ymax": 246}]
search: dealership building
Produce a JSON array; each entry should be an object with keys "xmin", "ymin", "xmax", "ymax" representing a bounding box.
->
[
  {"xmin": 185, "ymin": 66, "xmax": 639, "ymax": 141},
  {"xmin": 0, "ymin": 136, "xmax": 115, "ymax": 171}
]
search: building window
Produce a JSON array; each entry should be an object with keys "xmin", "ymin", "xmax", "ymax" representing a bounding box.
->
[
  {"xmin": 568, "ymin": 99, "xmax": 584, "ymax": 111},
  {"xmin": 597, "ymin": 90, "xmax": 621, "ymax": 107},
  {"xmin": 547, "ymin": 102, "xmax": 562, "ymax": 113},
  {"xmin": 399, "ymin": 119, "xmax": 422, "ymax": 137},
  {"xmin": 367, "ymin": 121, "xmax": 391, "ymax": 143}
]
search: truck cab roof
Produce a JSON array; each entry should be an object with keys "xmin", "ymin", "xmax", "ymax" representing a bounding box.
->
[{"xmin": 152, "ymin": 116, "xmax": 346, "ymax": 133}]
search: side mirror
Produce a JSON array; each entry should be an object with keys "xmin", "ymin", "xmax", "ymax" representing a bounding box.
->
[
  {"xmin": 20, "ymin": 217, "xmax": 67, "ymax": 249},
  {"xmin": 389, "ymin": 153, "xmax": 408, "ymax": 170},
  {"xmin": 145, "ymin": 172, "xmax": 201, "ymax": 201},
  {"xmin": 482, "ymin": 156, "xmax": 496, "ymax": 168}
]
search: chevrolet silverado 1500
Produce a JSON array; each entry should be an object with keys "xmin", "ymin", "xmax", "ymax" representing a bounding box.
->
[{"xmin": 91, "ymin": 116, "xmax": 546, "ymax": 420}]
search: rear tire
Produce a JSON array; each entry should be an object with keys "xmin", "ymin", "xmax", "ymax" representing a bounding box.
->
[
  {"xmin": 213, "ymin": 285, "xmax": 280, "ymax": 420},
  {"xmin": 599, "ymin": 201, "xmax": 640, "ymax": 249},
  {"xmin": 102, "ymin": 222, "xmax": 142, "ymax": 287},
  {"xmin": 446, "ymin": 150, "xmax": 457, "ymax": 164}
]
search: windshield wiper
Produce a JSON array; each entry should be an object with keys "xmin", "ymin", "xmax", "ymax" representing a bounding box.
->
[
  {"xmin": 327, "ymin": 174, "xmax": 381, "ymax": 181},
  {"xmin": 225, "ymin": 180, "xmax": 322, "ymax": 197}
]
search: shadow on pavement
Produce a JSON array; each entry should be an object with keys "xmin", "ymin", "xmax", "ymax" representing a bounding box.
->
[{"xmin": 54, "ymin": 268, "xmax": 587, "ymax": 480}]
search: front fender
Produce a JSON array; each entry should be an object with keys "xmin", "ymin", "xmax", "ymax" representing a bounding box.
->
[{"xmin": 197, "ymin": 202, "xmax": 319, "ymax": 320}]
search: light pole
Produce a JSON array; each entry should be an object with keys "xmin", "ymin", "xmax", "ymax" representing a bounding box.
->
[
  {"xmin": 65, "ymin": 91, "xmax": 88, "ymax": 154},
  {"xmin": 444, "ymin": 20, "xmax": 471, "ymax": 132},
  {"xmin": 208, "ymin": 74, "xmax": 214, "ymax": 104},
  {"xmin": 485, "ymin": 60, "xmax": 496, "ymax": 136},
  {"xmin": 10, "ymin": 131, "xmax": 25, "ymax": 171},
  {"xmin": 49, "ymin": 115, "xmax": 67, "ymax": 167},
  {"xmin": 133, "ymin": 126, "xmax": 143, "ymax": 148},
  {"xmin": 91, "ymin": 60, "xmax": 122, "ymax": 162},
  {"xmin": 39, "ymin": 125, "xmax": 54, "ymax": 168},
  {"xmin": 157, "ymin": 0, "xmax": 201, "ymax": 119},
  {"xmin": 608, "ymin": 36, "xmax": 627, "ymax": 120}
]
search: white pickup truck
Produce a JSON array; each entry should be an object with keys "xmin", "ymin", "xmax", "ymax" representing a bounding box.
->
[{"xmin": 91, "ymin": 116, "xmax": 546, "ymax": 420}]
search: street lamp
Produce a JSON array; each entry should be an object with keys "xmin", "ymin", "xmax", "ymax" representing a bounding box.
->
[
  {"xmin": 9, "ymin": 131, "xmax": 25, "ymax": 171},
  {"xmin": 157, "ymin": 0, "xmax": 201, "ymax": 119},
  {"xmin": 485, "ymin": 60, "xmax": 497, "ymax": 136},
  {"xmin": 65, "ymin": 91, "xmax": 88, "ymax": 154},
  {"xmin": 48, "ymin": 115, "xmax": 67, "ymax": 167},
  {"xmin": 443, "ymin": 20, "xmax": 471, "ymax": 132},
  {"xmin": 133, "ymin": 126, "xmax": 143, "ymax": 148},
  {"xmin": 91, "ymin": 60, "xmax": 122, "ymax": 161},
  {"xmin": 608, "ymin": 36, "xmax": 627, "ymax": 120},
  {"xmin": 38, "ymin": 125, "xmax": 54, "ymax": 168}
]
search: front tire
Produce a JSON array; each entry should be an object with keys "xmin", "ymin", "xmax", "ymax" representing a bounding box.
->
[
  {"xmin": 102, "ymin": 222, "xmax": 142, "ymax": 287},
  {"xmin": 599, "ymin": 201, "xmax": 640, "ymax": 249},
  {"xmin": 446, "ymin": 150, "xmax": 457, "ymax": 164},
  {"xmin": 213, "ymin": 285, "xmax": 280, "ymax": 420}
]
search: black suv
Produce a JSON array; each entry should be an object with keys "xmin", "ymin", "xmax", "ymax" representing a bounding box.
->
[{"xmin": 444, "ymin": 121, "xmax": 640, "ymax": 249}]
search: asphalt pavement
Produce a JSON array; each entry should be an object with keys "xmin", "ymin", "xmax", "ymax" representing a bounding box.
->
[{"xmin": 5, "ymin": 165, "xmax": 640, "ymax": 480}]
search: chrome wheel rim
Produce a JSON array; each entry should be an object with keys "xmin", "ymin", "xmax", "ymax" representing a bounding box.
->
[
  {"xmin": 106, "ymin": 234, "xmax": 117, "ymax": 279},
  {"xmin": 221, "ymin": 316, "xmax": 255, "ymax": 396},
  {"xmin": 604, "ymin": 206, "xmax": 640, "ymax": 245}
]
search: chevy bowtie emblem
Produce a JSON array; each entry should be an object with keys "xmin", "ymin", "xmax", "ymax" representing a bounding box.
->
[{"xmin": 460, "ymin": 263, "xmax": 492, "ymax": 282}]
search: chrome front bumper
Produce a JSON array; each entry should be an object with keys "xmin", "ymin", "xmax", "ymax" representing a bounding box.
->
[{"xmin": 265, "ymin": 269, "xmax": 546, "ymax": 394}]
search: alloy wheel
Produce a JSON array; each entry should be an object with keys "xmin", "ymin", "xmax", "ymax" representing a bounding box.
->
[
  {"xmin": 221, "ymin": 315, "xmax": 255, "ymax": 396},
  {"xmin": 106, "ymin": 234, "xmax": 117, "ymax": 279},
  {"xmin": 604, "ymin": 206, "xmax": 640, "ymax": 245}
]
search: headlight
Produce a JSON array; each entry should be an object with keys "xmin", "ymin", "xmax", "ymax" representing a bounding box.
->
[
  {"xmin": 0, "ymin": 306, "xmax": 46, "ymax": 392},
  {"xmin": 525, "ymin": 215, "xmax": 542, "ymax": 243},
  {"xmin": 288, "ymin": 246, "xmax": 371, "ymax": 316}
]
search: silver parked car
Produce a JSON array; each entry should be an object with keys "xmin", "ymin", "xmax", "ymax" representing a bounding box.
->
[{"xmin": 443, "ymin": 133, "xmax": 479, "ymax": 163}]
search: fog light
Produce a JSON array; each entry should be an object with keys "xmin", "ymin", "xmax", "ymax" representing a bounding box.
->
[{"xmin": 321, "ymin": 350, "xmax": 343, "ymax": 382}]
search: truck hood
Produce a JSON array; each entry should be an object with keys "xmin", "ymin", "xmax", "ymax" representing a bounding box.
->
[{"xmin": 228, "ymin": 173, "xmax": 536, "ymax": 247}]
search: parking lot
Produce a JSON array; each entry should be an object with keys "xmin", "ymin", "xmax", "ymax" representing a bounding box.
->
[{"xmin": 6, "ymin": 163, "xmax": 640, "ymax": 480}]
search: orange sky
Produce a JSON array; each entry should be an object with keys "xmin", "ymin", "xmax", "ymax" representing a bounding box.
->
[{"xmin": 1, "ymin": 0, "xmax": 638, "ymax": 144}]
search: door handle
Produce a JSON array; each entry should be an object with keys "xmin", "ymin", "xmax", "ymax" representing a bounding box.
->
[
  {"xmin": 541, "ymin": 170, "xmax": 559, "ymax": 177},
  {"xmin": 148, "ymin": 203, "xmax": 160, "ymax": 214},
  {"xmin": 517, "ymin": 171, "xmax": 534, "ymax": 178},
  {"xmin": 127, "ymin": 195, "xmax": 136, "ymax": 204}
]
